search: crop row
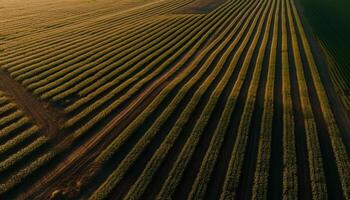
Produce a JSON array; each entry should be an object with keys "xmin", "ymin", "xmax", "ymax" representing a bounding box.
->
[
  {"xmin": 280, "ymin": 0, "xmax": 298, "ymax": 197},
  {"xmin": 17, "ymin": 17, "xmax": 185, "ymax": 90},
  {"xmin": 0, "ymin": 95, "xmax": 32, "ymax": 142},
  {"xmin": 62, "ymin": 0, "xmax": 243, "ymax": 140},
  {"xmin": 0, "ymin": 0, "xmax": 194, "ymax": 61},
  {"xmin": 0, "ymin": 136, "xmax": 48, "ymax": 174},
  {"xmin": 90, "ymin": 0, "xmax": 246, "ymax": 166},
  {"xmin": 2, "ymin": 17, "xmax": 161, "ymax": 68},
  {"xmin": 289, "ymin": 0, "xmax": 350, "ymax": 197},
  {"xmin": 8, "ymin": 17, "xmax": 177, "ymax": 83},
  {"xmin": 88, "ymin": 0, "xmax": 272, "ymax": 198},
  {"xmin": 135, "ymin": 1, "xmax": 268, "ymax": 198},
  {"xmin": 252, "ymin": 0, "xmax": 280, "ymax": 198},
  {"xmin": 0, "ymin": 1, "xmax": 208, "ymax": 198},
  {"xmin": 0, "ymin": 96, "xmax": 10, "ymax": 106},
  {"xmin": 0, "ymin": 110, "xmax": 25, "ymax": 128},
  {"xmin": 183, "ymin": 0, "xmax": 273, "ymax": 198},
  {"xmin": 0, "ymin": 0, "xmax": 160, "ymax": 45},
  {"xmin": 30, "ymin": 18, "xmax": 186, "ymax": 98},
  {"xmin": 8, "ymin": 4, "xmax": 242, "ymax": 197},
  {"xmin": 287, "ymin": 0, "xmax": 327, "ymax": 197},
  {"xmin": 218, "ymin": 0, "xmax": 273, "ymax": 198},
  {"xmin": 21, "ymin": 17, "xmax": 177, "ymax": 88},
  {"xmin": 87, "ymin": 0, "xmax": 254, "ymax": 198},
  {"xmin": 0, "ymin": 151, "xmax": 55, "ymax": 195},
  {"xmin": 62, "ymin": 16, "xmax": 206, "ymax": 129},
  {"xmin": 0, "ymin": 103, "xmax": 16, "ymax": 115},
  {"xmin": 0, "ymin": 126, "xmax": 40, "ymax": 156},
  {"xmin": 44, "ymin": 17, "xmax": 197, "ymax": 103},
  {"xmin": 0, "ymin": 117, "xmax": 31, "ymax": 141},
  {"xmin": 0, "ymin": 91, "xmax": 54, "ymax": 197}
]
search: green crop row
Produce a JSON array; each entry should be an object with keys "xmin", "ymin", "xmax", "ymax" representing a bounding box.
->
[
  {"xmin": 0, "ymin": 125, "xmax": 39, "ymax": 156},
  {"xmin": 28, "ymin": 18, "xmax": 181, "ymax": 97},
  {"xmin": 0, "ymin": 151, "xmax": 55, "ymax": 195},
  {"xmin": 90, "ymin": 0, "xmax": 242, "ymax": 165},
  {"xmin": 252, "ymin": 0, "xmax": 279, "ymax": 198},
  {"xmin": 0, "ymin": 117, "xmax": 31, "ymax": 141},
  {"xmin": 289, "ymin": 0, "xmax": 350, "ymax": 198},
  {"xmin": 87, "ymin": 0, "xmax": 249, "ymax": 199},
  {"xmin": 0, "ymin": 103, "xmax": 16, "ymax": 115},
  {"xmin": 287, "ymin": 0, "xmax": 327, "ymax": 197},
  {"xmin": 148, "ymin": 1, "xmax": 268, "ymax": 198},
  {"xmin": 218, "ymin": 0, "xmax": 273, "ymax": 198},
  {"xmin": 3, "ymin": 17, "xmax": 154, "ymax": 72},
  {"xmin": 0, "ymin": 110, "xmax": 25, "ymax": 128},
  {"xmin": 0, "ymin": 136, "xmax": 48, "ymax": 173},
  {"xmin": 180, "ymin": 1, "xmax": 271, "ymax": 198},
  {"xmin": 280, "ymin": 0, "xmax": 298, "ymax": 198},
  {"xmin": 24, "ymin": 17, "xmax": 184, "ymax": 92},
  {"xmin": 42, "ymin": 17, "xmax": 197, "ymax": 102},
  {"xmin": 10, "ymin": 18, "xmax": 176, "ymax": 83},
  {"xmin": 24, "ymin": 18, "xmax": 176, "ymax": 90},
  {"xmin": 62, "ymin": 17, "xmax": 204, "ymax": 129},
  {"xmin": 62, "ymin": 0, "xmax": 241, "ymax": 140},
  {"xmin": 0, "ymin": 0, "xmax": 193, "ymax": 65},
  {"xmin": 0, "ymin": 97, "xmax": 10, "ymax": 106},
  {"xmin": 1, "ymin": 17, "xmax": 157, "ymax": 67}
]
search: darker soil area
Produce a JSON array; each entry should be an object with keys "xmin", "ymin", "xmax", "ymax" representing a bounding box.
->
[{"xmin": 0, "ymin": 69, "xmax": 63, "ymax": 138}]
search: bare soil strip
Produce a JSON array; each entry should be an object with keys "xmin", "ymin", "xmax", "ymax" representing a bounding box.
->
[{"xmin": 0, "ymin": 69, "xmax": 62, "ymax": 138}]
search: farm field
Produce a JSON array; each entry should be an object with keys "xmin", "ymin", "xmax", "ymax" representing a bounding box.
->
[{"xmin": 0, "ymin": 0, "xmax": 349, "ymax": 199}]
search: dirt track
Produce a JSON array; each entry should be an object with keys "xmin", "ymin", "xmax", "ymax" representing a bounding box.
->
[{"xmin": 0, "ymin": 69, "xmax": 62, "ymax": 138}]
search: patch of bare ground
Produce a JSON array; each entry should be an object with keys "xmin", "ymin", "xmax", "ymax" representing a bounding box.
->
[
  {"xmin": 173, "ymin": 0, "xmax": 226, "ymax": 14},
  {"xmin": 0, "ymin": 69, "xmax": 63, "ymax": 139}
]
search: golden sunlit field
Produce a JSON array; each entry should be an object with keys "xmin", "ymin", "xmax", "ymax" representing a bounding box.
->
[{"xmin": 0, "ymin": 0, "xmax": 349, "ymax": 199}]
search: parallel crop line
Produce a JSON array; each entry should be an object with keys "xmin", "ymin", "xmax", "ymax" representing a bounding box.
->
[
  {"xmin": 252, "ymin": 0, "xmax": 280, "ymax": 198},
  {"xmin": 62, "ymin": 0, "xmax": 242, "ymax": 137},
  {"xmin": 286, "ymin": 0, "xmax": 327, "ymax": 197},
  {"xmin": 31, "ymin": 18, "xmax": 192, "ymax": 98},
  {"xmin": 126, "ymin": 0, "xmax": 266, "ymax": 198},
  {"xmin": 0, "ymin": 0, "xmax": 194, "ymax": 60},
  {"xmin": 289, "ymin": 0, "xmax": 350, "ymax": 197},
  {"xmin": 281, "ymin": 0, "xmax": 298, "ymax": 197},
  {"xmin": 86, "ymin": 1, "xmax": 256, "ymax": 199},
  {"xmin": 218, "ymin": 0, "xmax": 273, "ymax": 198}
]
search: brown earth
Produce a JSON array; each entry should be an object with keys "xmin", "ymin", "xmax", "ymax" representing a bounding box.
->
[{"xmin": 0, "ymin": 69, "xmax": 62, "ymax": 138}]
